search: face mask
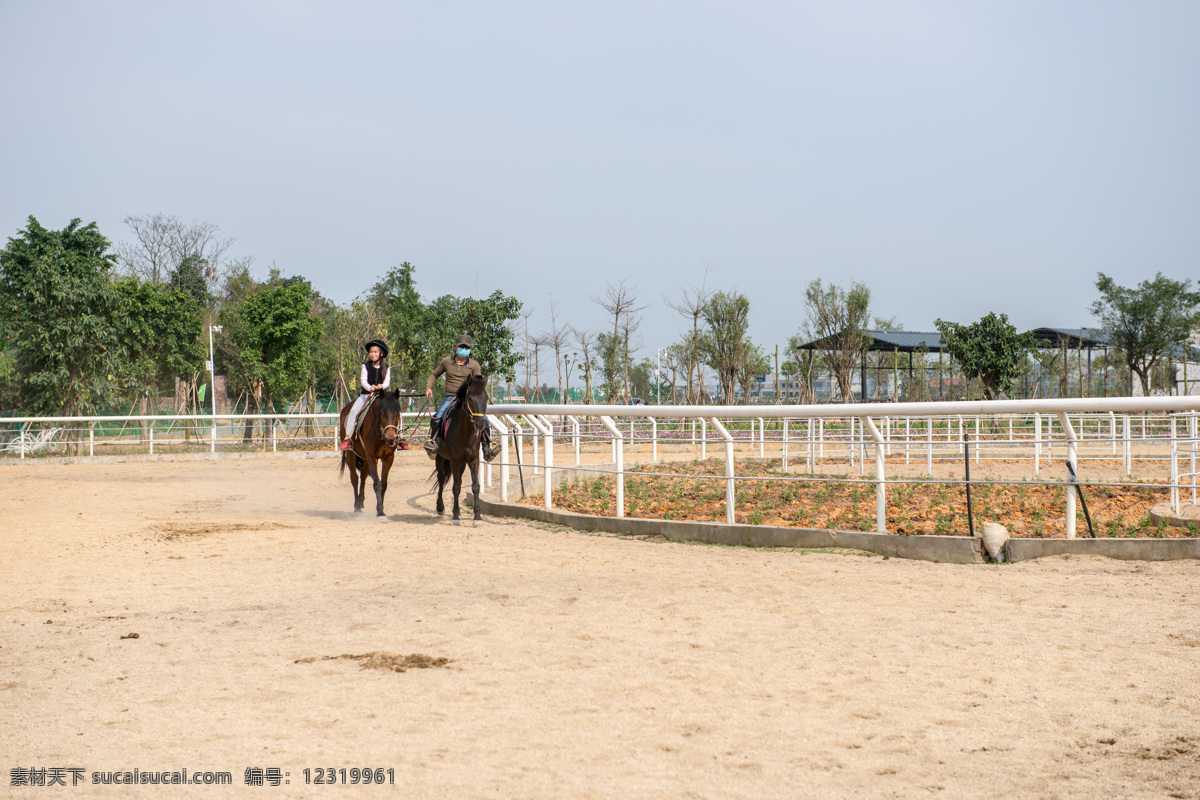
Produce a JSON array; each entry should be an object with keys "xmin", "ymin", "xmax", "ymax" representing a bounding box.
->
[{"xmin": 457, "ymin": 347, "xmax": 470, "ymax": 358}]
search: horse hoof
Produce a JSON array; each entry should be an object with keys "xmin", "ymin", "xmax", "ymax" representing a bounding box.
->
[
  {"xmin": 377, "ymin": 516, "xmax": 389, "ymax": 523},
  {"xmin": 452, "ymin": 519, "xmax": 461, "ymax": 526}
]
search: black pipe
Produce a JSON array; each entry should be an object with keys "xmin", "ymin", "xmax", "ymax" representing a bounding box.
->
[
  {"xmin": 964, "ymin": 432, "xmax": 975, "ymax": 538},
  {"xmin": 1065, "ymin": 461, "xmax": 1096, "ymax": 538}
]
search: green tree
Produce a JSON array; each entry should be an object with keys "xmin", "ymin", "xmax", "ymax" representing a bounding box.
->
[
  {"xmin": 0, "ymin": 217, "xmax": 121, "ymax": 419},
  {"xmin": 934, "ymin": 312, "xmax": 1036, "ymax": 400},
  {"xmin": 701, "ymin": 290, "xmax": 751, "ymax": 403},
  {"xmin": 113, "ymin": 278, "xmax": 205, "ymax": 399},
  {"xmin": 1091, "ymin": 272, "xmax": 1200, "ymax": 396},
  {"xmin": 373, "ymin": 264, "xmax": 523, "ymax": 395},
  {"xmin": 221, "ymin": 277, "xmax": 323, "ymax": 414},
  {"xmin": 736, "ymin": 341, "xmax": 771, "ymax": 404},
  {"xmin": 798, "ymin": 278, "xmax": 871, "ymax": 403}
]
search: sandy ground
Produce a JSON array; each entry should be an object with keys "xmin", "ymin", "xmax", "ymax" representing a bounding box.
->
[{"xmin": 2, "ymin": 453, "xmax": 1199, "ymax": 799}]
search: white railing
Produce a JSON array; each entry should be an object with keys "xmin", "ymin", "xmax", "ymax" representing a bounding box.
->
[
  {"xmin": 0, "ymin": 412, "xmax": 430, "ymax": 458},
  {"xmin": 484, "ymin": 396, "xmax": 1200, "ymax": 538}
]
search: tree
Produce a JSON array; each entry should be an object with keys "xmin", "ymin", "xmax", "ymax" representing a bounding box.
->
[
  {"xmin": 736, "ymin": 341, "xmax": 771, "ymax": 404},
  {"xmin": 799, "ymin": 278, "xmax": 871, "ymax": 403},
  {"xmin": 117, "ymin": 213, "xmax": 250, "ymax": 290},
  {"xmin": 592, "ymin": 279, "xmax": 647, "ymax": 401},
  {"xmin": 221, "ymin": 277, "xmax": 323, "ymax": 417},
  {"xmin": 373, "ymin": 264, "xmax": 523, "ymax": 396},
  {"xmin": 665, "ymin": 266, "xmax": 715, "ymax": 403},
  {"xmin": 0, "ymin": 217, "xmax": 121, "ymax": 421},
  {"xmin": 113, "ymin": 277, "xmax": 205, "ymax": 439},
  {"xmin": 572, "ymin": 326, "xmax": 597, "ymax": 403},
  {"xmin": 700, "ymin": 290, "xmax": 751, "ymax": 403},
  {"xmin": 935, "ymin": 312, "xmax": 1036, "ymax": 400},
  {"xmin": 1091, "ymin": 272, "xmax": 1200, "ymax": 396},
  {"xmin": 539, "ymin": 295, "xmax": 570, "ymax": 399}
]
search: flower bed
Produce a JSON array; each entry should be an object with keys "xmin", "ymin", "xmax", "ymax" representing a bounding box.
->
[{"xmin": 523, "ymin": 458, "xmax": 1198, "ymax": 538}]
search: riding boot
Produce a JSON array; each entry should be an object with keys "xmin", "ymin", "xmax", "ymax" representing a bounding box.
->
[
  {"xmin": 424, "ymin": 419, "xmax": 442, "ymax": 459},
  {"xmin": 481, "ymin": 430, "xmax": 500, "ymax": 462}
]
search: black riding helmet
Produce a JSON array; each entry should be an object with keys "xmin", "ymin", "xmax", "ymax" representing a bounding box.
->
[{"xmin": 364, "ymin": 339, "xmax": 389, "ymax": 358}]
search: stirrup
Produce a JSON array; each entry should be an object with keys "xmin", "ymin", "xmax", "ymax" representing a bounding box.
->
[
  {"xmin": 482, "ymin": 440, "xmax": 500, "ymax": 462},
  {"xmin": 424, "ymin": 436, "xmax": 440, "ymax": 459}
]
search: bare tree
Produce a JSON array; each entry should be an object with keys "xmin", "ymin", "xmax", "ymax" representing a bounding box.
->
[
  {"xmin": 539, "ymin": 295, "xmax": 571, "ymax": 400},
  {"xmin": 665, "ymin": 265, "xmax": 715, "ymax": 403},
  {"xmin": 591, "ymin": 279, "xmax": 648, "ymax": 401},
  {"xmin": 117, "ymin": 213, "xmax": 251, "ymax": 290},
  {"xmin": 571, "ymin": 326, "xmax": 597, "ymax": 403},
  {"xmin": 518, "ymin": 306, "xmax": 536, "ymax": 398}
]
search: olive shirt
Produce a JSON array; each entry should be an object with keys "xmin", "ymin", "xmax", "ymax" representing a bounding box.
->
[{"xmin": 426, "ymin": 355, "xmax": 481, "ymax": 396}]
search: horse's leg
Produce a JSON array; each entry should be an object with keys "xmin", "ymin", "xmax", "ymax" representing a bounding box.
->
[
  {"xmin": 470, "ymin": 455, "xmax": 482, "ymax": 523},
  {"xmin": 451, "ymin": 460, "xmax": 465, "ymax": 522},
  {"xmin": 364, "ymin": 455, "xmax": 385, "ymax": 517},
  {"xmin": 350, "ymin": 455, "xmax": 364, "ymax": 513},
  {"xmin": 435, "ymin": 457, "xmax": 446, "ymax": 515},
  {"xmin": 347, "ymin": 453, "xmax": 363, "ymax": 513},
  {"xmin": 376, "ymin": 451, "xmax": 394, "ymax": 517}
]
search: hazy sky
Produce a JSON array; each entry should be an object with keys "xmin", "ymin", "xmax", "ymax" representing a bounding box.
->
[{"xmin": 2, "ymin": 1, "xmax": 1197, "ymax": 374}]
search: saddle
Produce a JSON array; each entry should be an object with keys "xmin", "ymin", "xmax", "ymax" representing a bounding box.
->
[
  {"xmin": 350, "ymin": 393, "xmax": 378, "ymax": 438},
  {"xmin": 440, "ymin": 396, "xmax": 462, "ymax": 438}
]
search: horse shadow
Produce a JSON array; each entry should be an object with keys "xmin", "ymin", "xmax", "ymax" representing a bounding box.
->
[{"xmin": 298, "ymin": 507, "xmax": 440, "ymax": 526}]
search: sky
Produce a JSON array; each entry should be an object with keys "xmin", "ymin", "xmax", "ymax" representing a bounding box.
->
[{"xmin": 2, "ymin": 1, "xmax": 1197, "ymax": 378}]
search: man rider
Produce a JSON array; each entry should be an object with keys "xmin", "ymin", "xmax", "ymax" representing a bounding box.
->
[{"xmin": 424, "ymin": 334, "xmax": 500, "ymax": 461}]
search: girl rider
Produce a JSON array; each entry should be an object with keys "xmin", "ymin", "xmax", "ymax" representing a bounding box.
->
[
  {"xmin": 341, "ymin": 340, "xmax": 390, "ymax": 450},
  {"xmin": 424, "ymin": 334, "xmax": 499, "ymax": 461}
]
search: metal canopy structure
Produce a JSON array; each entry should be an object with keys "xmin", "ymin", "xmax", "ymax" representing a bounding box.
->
[{"xmin": 795, "ymin": 330, "xmax": 944, "ymax": 354}]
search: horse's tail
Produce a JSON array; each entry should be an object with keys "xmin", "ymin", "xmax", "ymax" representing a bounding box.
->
[{"xmin": 339, "ymin": 449, "xmax": 347, "ymax": 479}]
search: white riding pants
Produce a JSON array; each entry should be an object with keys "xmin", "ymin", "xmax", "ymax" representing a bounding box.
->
[{"xmin": 345, "ymin": 394, "xmax": 369, "ymax": 438}]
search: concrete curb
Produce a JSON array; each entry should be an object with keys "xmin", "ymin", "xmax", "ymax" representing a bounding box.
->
[
  {"xmin": 476, "ymin": 491, "xmax": 985, "ymax": 564},
  {"xmin": 1005, "ymin": 537, "xmax": 1200, "ymax": 562},
  {"xmin": 479, "ymin": 468, "xmax": 1200, "ymax": 564}
]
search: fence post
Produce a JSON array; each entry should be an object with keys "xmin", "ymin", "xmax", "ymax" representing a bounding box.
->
[
  {"xmin": 528, "ymin": 415, "xmax": 554, "ymax": 510},
  {"xmin": 1169, "ymin": 415, "xmax": 1179, "ymax": 514},
  {"xmin": 1057, "ymin": 412, "xmax": 1078, "ymax": 538},
  {"xmin": 708, "ymin": 417, "xmax": 735, "ymax": 524},
  {"xmin": 700, "ymin": 418, "xmax": 707, "ymax": 461},
  {"xmin": 782, "ymin": 418, "xmax": 789, "ymax": 471},
  {"xmin": 758, "ymin": 417, "xmax": 765, "ymax": 458},
  {"xmin": 1109, "ymin": 411, "xmax": 1117, "ymax": 455},
  {"xmin": 566, "ymin": 415, "xmax": 580, "ymax": 466},
  {"xmin": 860, "ymin": 416, "xmax": 887, "ymax": 533},
  {"xmin": 89, "ymin": 423, "xmax": 94, "ymax": 458},
  {"xmin": 490, "ymin": 416, "xmax": 510, "ymax": 502},
  {"xmin": 599, "ymin": 416, "xmax": 624, "ymax": 518},
  {"xmin": 1123, "ymin": 414, "xmax": 1131, "ymax": 475},
  {"xmin": 1034, "ymin": 413, "xmax": 1041, "ymax": 478},
  {"xmin": 926, "ymin": 416, "xmax": 932, "ymax": 477},
  {"xmin": 1191, "ymin": 412, "xmax": 1197, "ymax": 506},
  {"xmin": 651, "ymin": 417, "xmax": 658, "ymax": 463},
  {"xmin": 149, "ymin": 424, "xmax": 154, "ymax": 455}
]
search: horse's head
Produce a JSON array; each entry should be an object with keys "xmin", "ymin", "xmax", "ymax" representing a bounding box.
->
[
  {"xmin": 461, "ymin": 375, "xmax": 489, "ymax": 434},
  {"xmin": 378, "ymin": 389, "xmax": 403, "ymax": 447}
]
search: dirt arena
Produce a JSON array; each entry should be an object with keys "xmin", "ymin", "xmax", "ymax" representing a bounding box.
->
[{"xmin": 3, "ymin": 454, "xmax": 1199, "ymax": 798}]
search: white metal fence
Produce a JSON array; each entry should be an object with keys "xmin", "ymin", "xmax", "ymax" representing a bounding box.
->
[
  {"xmin": 5, "ymin": 395, "xmax": 1200, "ymax": 539},
  {"xmin": 484, "ymin": 396, "xmax": 1200, "ymax": 539}
]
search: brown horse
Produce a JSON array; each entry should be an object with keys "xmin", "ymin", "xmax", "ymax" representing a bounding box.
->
[
  {"xmin": 433, "ymin": 375, "xmax": 488, "ymax": 524},
  {"xmin": 339, "ymin": 389, "xmax": 404, "ymax": 516}
]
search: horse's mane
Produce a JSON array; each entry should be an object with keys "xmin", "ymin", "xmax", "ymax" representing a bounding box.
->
[
  {"xmin": 455, "ymin": 374, "xmax": 487, "ymax": 400},
  {"xmin": 376, "ymin": 390, "xmax": 401, "ymax": 414}
]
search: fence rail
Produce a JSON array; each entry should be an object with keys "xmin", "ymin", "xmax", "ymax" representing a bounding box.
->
[
  {"xmin": 484, "ymin": 396, "xmax": 1200, "ymax": 539},
  {"xmin": 5, "ymin": 395, "xmax": 1200, "ymax": 540}
]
